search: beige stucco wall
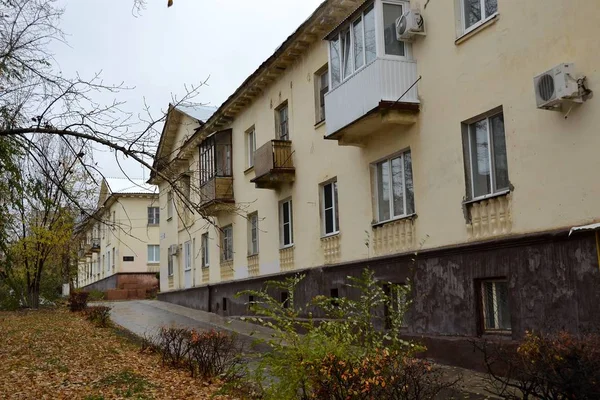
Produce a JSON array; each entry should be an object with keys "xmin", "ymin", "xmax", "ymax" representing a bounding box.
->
[
  {"xmin": 78, "ymin": 195, "xmax": 159, "ymax": 288},
  {"xmin": 159, "ymin": 0, "xmax": 600, "ymax": 292}
]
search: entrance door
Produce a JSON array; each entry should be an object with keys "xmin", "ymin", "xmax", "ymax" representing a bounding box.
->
[{"xmin": 184, "ymin": 241, "xmax": 192, "ymax": 289}]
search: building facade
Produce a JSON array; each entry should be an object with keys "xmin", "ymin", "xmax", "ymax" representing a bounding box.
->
[
  {"xmin": 152, "ymin": 0, "xmax": 600, "ymax": 368},
  {"xmin": 76, "ymin": 178, "xmax": 160, "ymax": 291}
]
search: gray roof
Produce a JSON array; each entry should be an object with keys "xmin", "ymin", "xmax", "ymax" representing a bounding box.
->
[
  {"xmin": 175, "ymin": 105, "xmax": 218, "ymax": 123},
  {"xmin": 104, "ymin": 177, "xmax": 157, "ymax": 195}
]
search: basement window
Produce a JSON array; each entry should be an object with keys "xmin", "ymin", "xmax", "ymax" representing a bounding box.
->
[{"xmin": 479, "ymin": 279, "xmax": 511, "ymax": 333}]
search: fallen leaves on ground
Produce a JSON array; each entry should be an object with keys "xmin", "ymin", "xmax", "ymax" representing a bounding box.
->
[{"xmin": 0, "ymin": 307, "xmax": 234, "ymax": 399}]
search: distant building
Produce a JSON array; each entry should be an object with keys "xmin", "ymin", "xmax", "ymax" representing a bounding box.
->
[
  {"xmin": 75, "ymin": 178, "xmax": 159, "ymax": 292},
  {"xmin": 150, "ymin": 0, "xmax": 600, "ymax": 369}
]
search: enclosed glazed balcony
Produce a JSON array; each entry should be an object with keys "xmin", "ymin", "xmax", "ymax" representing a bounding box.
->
[
  {"xmin": 324, "ymin": 0, "xmax": 420, "ymax": 146},
  {"xmin": 251, "ymin": 140, "xmax": 295, "ymax": 189},
  {"xmin": 198, "ymin": 129, "xmax": 235, "ymax": 215}
]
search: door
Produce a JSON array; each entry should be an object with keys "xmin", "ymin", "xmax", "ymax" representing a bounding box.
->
[{"xmin": 184, "ymin": 241, "xmax": 192, "ymax": 289}]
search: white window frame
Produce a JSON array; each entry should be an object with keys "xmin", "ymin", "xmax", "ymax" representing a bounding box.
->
[
  {"xmin": 465, "ymin": 111, "xmax": 508, "ymax": 201},
  {"xmin": 106, "ymin": 251, "xmax": 110, "ymax": 272},
  {"xmin": 167, "ymin": 191, "xmax": 174, "ymax": 220},
  {"xmin": 112, "ymin": 247, "xmax": 115, "ymax": 270},
  {"xmin": 460, "ymin": 0, "xmax": 498, "ymax": 35},
  {"xmin": 315, "ymin": 67, "xmax": 329, "ymax": 123},
  {"xmin": 321, "ymin": 180, "xmax": 339, "ymax": 236},
  {"xmin": 148, "ymin": 207, "xmax": 160, "ymax": 225},
  {"xmin": 276, "ymin": 102, "xmax": 289, "ymax": 141},
  {"xmin": 248, "ymin": 212, "xmax": 259, "ymax": 256},
  {"xmin": 374, "ymin": 150, "xmax": 415, "ymax": 223},
  {"xmin": 279, "ymin": 199, "xmax": 294, "ymax": 248},
  {"xmin": 184, "ymin": 241, "xmax": 192, "ymax": 271},
  {"xmin": 167, "ymin": 245, "xmax": 174, "ymax": 276},
  {"xmin": 147, "ymin": 244, "xmax": 160, "ymax": 264},
  {"xmin": 328, "ymin": 0, "xmax": 410, "ymax": 90},
  {"xmin": 201, "ymin": 233, "xmax": 209, "ymax": 268},
  {"xmin": 221, "ymin": 225, "xmax": 234, "ymax": 262},
  {"xmin": 246, "ymin": 127, "xmax": 256, "ymax": 169},
  {"xmin": 480, "ymin": 279, "xmax": 511, "ymax": 332}
]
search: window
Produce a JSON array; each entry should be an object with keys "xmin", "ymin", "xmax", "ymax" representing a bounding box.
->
[
  {"xmin": 167, "ymin": 191, "xmax": 174, "ymax": 220},
  {"xmin": 246, "ymin": 127, "xmax": 256, "ymax": 169},
  {"xmin": 221, "ymin": 225, "xmax": 233, "ymax": 262},
  {"xmin": 112, "ymin": 211, "xmax": 116, "ymax": 225},
  {"xmin": 383, "ymin": 3, "xmax": 405, "ymax": 56},
  {"xmin": 147, "ymin": 245, "xmax": 160, "ymax": 263},
  {"xmin": 102, "ymin": 255, "xmax": 105, "ymax": 272},
  {"xmin": 222, "ymin": 297, "xmax": 227, "ymax": 312},
  {"xmin": 184, "ymin": 241, "xmax": 191, "ymax": 271},
  {"xmin": 462, "ymin": 0, "xmax": 497, "ymax": 33},
  {"xmin": 106, "ymin": 251, "xmax": 110, "ymax": 272},
  {"xmin": 375, "ymin": 150, "xmax": 415, "ymax": 222},
  {"xmin": 321, "ymin": 180, "xmax": 339, "ymax": 235},
  {"xmin": 276, "ymin": 103, "xmax": 289, "ymax": 141},
  {"xmin": 148, "ymin": 207, "xmax": 160, "ymax": 225},
  {"xmin": 315, "ymin": 68, "xmax": 329, "ymax": 123},
  {"xmin": 112, "ymin": 247, "xmax": 115, "ymax": 270},
  {"xmin": 201, "ymin": 233, "xmax": 209, "ymax": 267},
  {"xmin": 199, "ymin": 130, "xmax": 233, "ymax": 185},
  {"xmin": 279, "ymin": 199, "xmax": 293, "ymax": 248},
  {"xmin": 181, "ymin": 174, "xmax": 191, "ymax": 200},
  {"xmin": 248, "ymin": 213, "xmax": 259, "ymax": 256},
  {"xmin": 463, "ymin": 111, "xmax": 508, "ymax": 199},
  {"xmin": 167, "ymin": 245, "xmax": 175, "ymax": 276},
  {"xmin": 480, "ymin": 279, "xmax": 511, "ymax": 331},
  {"xmin": 328, "ymin": 3, "xmax": 377, "ymax": 89}
]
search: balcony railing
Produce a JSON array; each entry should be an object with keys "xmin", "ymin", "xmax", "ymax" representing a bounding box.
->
[
  {"xmin": 251, "ymin": 140, "xmax": 295, "ymax": 189},
  {"xmin": 199, "ymin": 176, "xmax": 235, "ymax": 216},
  {"xmin": 324, "ymin": 58, "xmax": 420, "ymax": 146}
]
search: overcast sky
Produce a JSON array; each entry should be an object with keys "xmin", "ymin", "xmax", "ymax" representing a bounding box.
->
[{"xmin": 52, "ymin": 0, "xmax": 323, "ymax": 180}]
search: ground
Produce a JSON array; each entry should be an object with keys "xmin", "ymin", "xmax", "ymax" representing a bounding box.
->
[{"xmin": 0, "ymin": 307, "xmax": 230, "ymax": 400}]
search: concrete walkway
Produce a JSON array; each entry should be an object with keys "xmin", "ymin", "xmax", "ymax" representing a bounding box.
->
[{"xmin": 102, "ymin": 300, "xmax": 499, "ymax": 399}]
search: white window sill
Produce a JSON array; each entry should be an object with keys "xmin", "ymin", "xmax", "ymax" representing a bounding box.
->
[
  {"xmin": 455, "ymin": 13, "xmax": 499, "ymax": 45},
  {"xmin": 314, "ymin": 120, "xmax": 326, "ymax": 129},
  {"xmin": 372, "ymin": 213, "xmax": 417, "ymax": 228},
  {"xmin": 463, "ymin": 189, "xmax": 510, "ymax": 206},
  {"xmin": 244, "ymin": 166, "xmax": 255, "ymax": 175},
  {"xmin": 201, "ymin": 265, "xmax": 209, "ymax": 269},
  {"xmin": 147, "ymin": 262, "xmax": 160, "ymax": 265},
  {"xmin": 321, "ymin": 231, "xmax": 340, "ymax": 240},
  {"xmin": 247, "ymin": 253, "xmax": 259, "ymax": 258},
  {"xmin": 280, "ymin": 244, "xmax": 294, "ymax": 250}
]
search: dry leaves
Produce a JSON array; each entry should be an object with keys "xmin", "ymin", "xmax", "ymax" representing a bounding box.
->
[{"xmin": 0, "ymin": 308, "xmax": 234, "ymax": 399}]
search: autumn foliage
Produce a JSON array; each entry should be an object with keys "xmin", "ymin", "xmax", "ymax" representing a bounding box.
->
[
  {"xmin": 68, "ymin": 290, "xmax": 89, "ymax": 311},
  {"xmin": 480, "ymin": 331, "xmax": 600, "ymax": 399}
]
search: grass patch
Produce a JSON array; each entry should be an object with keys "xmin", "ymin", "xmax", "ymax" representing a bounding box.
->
[{"xmin": 98, "ymin": 370, "xmax": 152, "ymax": 399}]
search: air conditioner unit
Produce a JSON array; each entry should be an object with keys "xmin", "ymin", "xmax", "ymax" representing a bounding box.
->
[
  {"xmin": 533, "ymin": 63, "xmax": 582, "ymax": 110},
  {"xmin": 169, "ymin": 244, "xmax": 179, "ymax": 256},
  {"xmin": 396, "ymin": 10, "xmax": 425, "ymax": 42}
]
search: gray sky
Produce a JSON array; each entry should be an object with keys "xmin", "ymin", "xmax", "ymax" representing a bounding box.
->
[{"xmin": 53, "ymin": 0, "xmax": 323, "ymax": 180}]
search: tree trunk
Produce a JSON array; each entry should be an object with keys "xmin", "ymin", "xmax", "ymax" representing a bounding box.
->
[{"xmin": 28, "ymin": 284, "xmax": 40, "ymax": 309}]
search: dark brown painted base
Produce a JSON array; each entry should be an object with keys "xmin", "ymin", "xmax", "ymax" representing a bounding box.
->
[
  {"xmin": 158, "ymin": 229, "xmax": 600, "ymax": 370},
  {"xmin": 82, "ymin": 272, "xmax": 158, "ymax": 292}
]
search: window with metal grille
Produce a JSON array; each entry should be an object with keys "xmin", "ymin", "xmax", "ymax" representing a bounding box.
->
[{"xmin": 480, "ymin": 279, "xmax": 511, "ymax": 332}]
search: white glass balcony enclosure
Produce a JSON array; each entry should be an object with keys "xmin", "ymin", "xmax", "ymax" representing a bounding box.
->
[{"xmin": 324, "ymin": 0, "xmax": 419, "ymax": 146}]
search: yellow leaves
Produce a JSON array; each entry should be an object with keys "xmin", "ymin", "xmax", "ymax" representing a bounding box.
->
[{"xmin": 0, "ymin": 308, "xmax": 229, "ymax": 399}]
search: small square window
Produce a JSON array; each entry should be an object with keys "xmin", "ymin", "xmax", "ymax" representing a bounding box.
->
[
  {"xmin": 479, "ymin": 279, "xmax": 511, "ymax": 332},
  {"xmin": 462, "ymin": 0, "xmax": 497, "ymax": 33},
  {"xmin": 147, "ymin": 245, "xmax": 160, "ymax": 263}
]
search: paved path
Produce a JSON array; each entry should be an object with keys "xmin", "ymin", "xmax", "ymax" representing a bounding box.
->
[{"xmin": 102, "ymin": 300, "xmax": 499, "ymax": 399}]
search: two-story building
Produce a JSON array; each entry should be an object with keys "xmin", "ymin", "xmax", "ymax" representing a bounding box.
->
[
  {"xmin": 151, "ymin": 0, "xmax": 600, "ymax": 368},
  {"xmin": 76, "ymin": 178, "xmax": 160, "ymax": 292}
]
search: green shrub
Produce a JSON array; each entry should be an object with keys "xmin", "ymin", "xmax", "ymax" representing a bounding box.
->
[
  {"xmin": 87, "ymin": 289, "xmax": 105, "ymax": 301},
  {"xmin": 85, "ymin": 306, "xmax": 112, "ymax": 327},
  {"xmin": 68, "ymin": 291, "xmax": 88, "ymax": 312},
  {"xmin": 232, "ymin": 269, "xmax": 451, "ymax": 400}
]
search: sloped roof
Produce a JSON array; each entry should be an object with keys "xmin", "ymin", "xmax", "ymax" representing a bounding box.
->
[
  {"xmin": 175, "ymin": 105, "xmax": 217, "ymax": 123},
  {"xmin": 104, "ymin": 177, "xmax": 157, "ymax": 195}
]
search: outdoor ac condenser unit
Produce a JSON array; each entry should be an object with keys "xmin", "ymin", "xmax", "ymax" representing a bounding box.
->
[
  {"xmin": 533, "ymin": 63, "xmax": 581, "ymax": 110},
  {"xmin": 396, "ymin": 10, "xmax": 425, "ymax": 42}
]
